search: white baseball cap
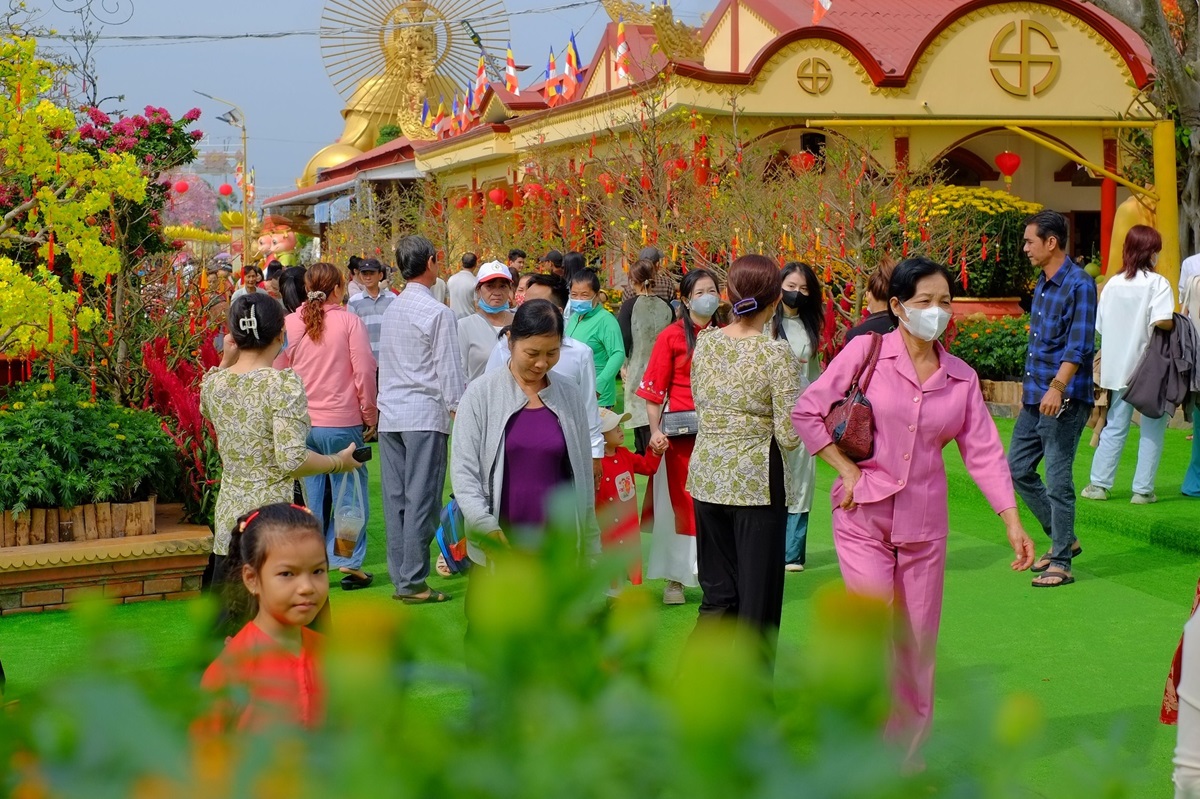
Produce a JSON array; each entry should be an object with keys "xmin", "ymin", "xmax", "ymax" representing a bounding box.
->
[
  {"xmin": 476, "ymin": 260, "xmax": 514, "ymax": 284},
  {"xmin": 598, "ymin": 408, "xmax": 632, "ymax": 433}
]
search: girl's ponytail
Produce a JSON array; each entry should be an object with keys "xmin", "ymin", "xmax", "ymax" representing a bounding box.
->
[{"xmin": 301, "ymin": 262, "xmax": 344, "ymax": 344}]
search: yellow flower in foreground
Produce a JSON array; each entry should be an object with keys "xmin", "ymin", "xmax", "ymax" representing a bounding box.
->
[
  {"xmin": 115, "ymin": 434, "xmax": 126, "ymax": 441},
  {"xmin": 11, "ymin": 402, "xmax": 24, "ymax": 410}
]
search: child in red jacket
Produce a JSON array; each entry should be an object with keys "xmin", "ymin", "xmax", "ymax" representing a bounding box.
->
[{"xmin": 595, "ymin": 409, "xmax": 665, "ymax": 587}]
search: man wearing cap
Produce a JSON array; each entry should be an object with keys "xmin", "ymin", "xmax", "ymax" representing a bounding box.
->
[
  {"xmin": 486, "ymin": 273, "xmax": 605, "ymax": 481},
  {"xmin": 348, "ymin": 258, "xmax": 395, "ymax": 362},
  {"xmin": 458, "ymin": 261, "xmax": 515, "ymax": 383},
  {"xmin": 639, "ymin": 246, "xmax": 677, "ymax": 305},
  {"xmin": 448, "ymin": 252, "xmax": 480, "ymax": 320},
  {"xmin": 540, "ymin": 250, "xmax": 565, "ymax": 279}
]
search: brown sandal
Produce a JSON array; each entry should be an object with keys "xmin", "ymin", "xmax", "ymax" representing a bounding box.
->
[{"xmin": 1032, "ymin": 569, "xmax": 1075, "ymax": 588}]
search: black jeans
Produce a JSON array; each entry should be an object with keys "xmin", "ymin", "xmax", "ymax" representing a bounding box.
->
[
  {"xmin": 693, "ymin": 439, "xmax": 787, "ymax": 659},
  {"xmin": 1007, "ymin": 401, "xmax": 1091, "ymax": 571}
]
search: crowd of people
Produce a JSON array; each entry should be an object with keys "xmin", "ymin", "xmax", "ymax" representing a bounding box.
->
[{"xmin": 194, "ymin": 211, "xmax": 1200, "ymax": 776}]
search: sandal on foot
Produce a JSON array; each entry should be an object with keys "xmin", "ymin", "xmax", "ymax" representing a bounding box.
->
[
  {"xmin": 1030, "ymin": 545, "xmax": 1082, "ymax": 573},
  {"xmin": 396, "ymin": 589, "xmax": 451, "ymax": 605},
  {"xmin": 1032, "ymin": 569, "xmax": 1074, "ymax": 588},
  {"xmin": 340, "ymin": 572, "xmax": 374, "ymax": 591}
]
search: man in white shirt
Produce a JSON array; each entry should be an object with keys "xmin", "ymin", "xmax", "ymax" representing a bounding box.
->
[
  {"xmin": 485, "ymin": 273, "xmax": 605, "ymax": 481},
  {"xmin": 378, "ymin": 235, "xmax": 466, "ymax": 604},
  {"xmin": 447, "ymin": 252, "xmax": 480, "ymax": 319},
  {"xmin": 1181, "ymin": 252, "xmax": 1200, "ymax": 313}
]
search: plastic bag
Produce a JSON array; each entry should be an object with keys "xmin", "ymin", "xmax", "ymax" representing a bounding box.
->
[{"xmin": 332, "ymin": 468, "xmax": 366, "ymax": 559}]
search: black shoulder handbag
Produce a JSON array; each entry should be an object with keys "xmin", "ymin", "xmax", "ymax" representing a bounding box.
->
[{"xmin": 660, "ymin": 408, "xmax": 698, "ymax": 437}]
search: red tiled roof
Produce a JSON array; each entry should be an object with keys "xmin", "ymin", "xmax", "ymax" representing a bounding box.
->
[
  {"xmin": 696, "ymin": 0, "xmax": 1151, "ymax": 87},
  {"xmin": 318, "ymin": 136, "xmax": 415, "ymax": 182}
]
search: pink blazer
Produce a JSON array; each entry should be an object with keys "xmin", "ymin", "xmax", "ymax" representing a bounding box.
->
[
  {"xmin": 791, "ymin": 330, "xmax": 1015, "ymax": 542},
  {"xmin": 276, "ymin": 305, "xmax": 378, "ymax": 428}
]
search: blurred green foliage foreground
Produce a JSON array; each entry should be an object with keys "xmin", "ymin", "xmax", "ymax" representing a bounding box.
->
[{"xmin": 0, "ymin": 512, "xmax": 1148, "ymax": 799}]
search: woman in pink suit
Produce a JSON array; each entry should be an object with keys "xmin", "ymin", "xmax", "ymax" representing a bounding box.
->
[{"xmin": 791, "ymin": 257, "xmax": 1035, "ymax": 761}]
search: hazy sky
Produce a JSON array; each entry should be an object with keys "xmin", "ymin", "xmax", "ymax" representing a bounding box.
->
[{"xmin": 31, "ymin": 0, "xmax": 712, "ymax": 200}]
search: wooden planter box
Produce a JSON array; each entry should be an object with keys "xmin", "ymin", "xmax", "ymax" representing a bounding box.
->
[
  {"xmin": 0, "ymin": 497, "xmax": 156, "ymax": 547},
  {"xmin": 0, "ymin": 502, "xmax": 211, "ymax": 615}
]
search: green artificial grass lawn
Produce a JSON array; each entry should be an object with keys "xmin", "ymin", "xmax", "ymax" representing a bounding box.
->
[{"xmin": 3, "ymin": 417, "xmax": 1199, "ymax": 795}]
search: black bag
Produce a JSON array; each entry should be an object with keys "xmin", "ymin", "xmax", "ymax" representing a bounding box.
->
[{"xmin": 660, "ymin": 410, "xmax": 698, "ymax": 437}]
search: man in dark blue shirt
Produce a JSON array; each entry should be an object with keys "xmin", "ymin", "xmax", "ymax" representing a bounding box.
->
[{"xmin": 1006, "ymin": 210, "xmax": 1097, "ymax": 589}]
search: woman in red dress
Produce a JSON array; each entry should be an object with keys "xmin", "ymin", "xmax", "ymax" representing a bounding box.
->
[{"xmin": 636, "ymin": 269, "xmax": 721, "ymax": 605}]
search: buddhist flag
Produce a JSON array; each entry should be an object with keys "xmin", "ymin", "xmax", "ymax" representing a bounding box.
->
[
  {"xmin": 564, "ymin": 32, "xmax": 583, "ymax": 99},
  {"xmin": 474, "ymin": 54, "xmax": 487, "ymax": 107},
  {"xmin": 465, "ymin": 84, "xmax": 478, "ymax": 127},
  {"xmin": 615, "ymin": 16, "xmax": 630, "ymax": 81},
  {"xmin": 451, "ymin": 95, "xmax": 460, "ymax": 134},
  {"xmin": 505, "ymin": 43, "xmax": 519, "ymax": 95},
  {"xmin": 433, "ymin": 95, "xmax": 446, "ymax": 133},
  {"xmin": 420, "ymin": 98, "xmax": 430, "ymax": 127},
  {"xmin": 813, "ymin": 0, "xmax": 831, "ymax": 24}
]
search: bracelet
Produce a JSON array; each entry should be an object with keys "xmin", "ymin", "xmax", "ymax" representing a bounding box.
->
[{"xmin": 1049, "ymin": 379, "xmax": 1067, "ymax": 393}]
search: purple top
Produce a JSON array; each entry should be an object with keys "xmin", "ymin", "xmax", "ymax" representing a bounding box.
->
[{"xmin": 500, "ymin": 406, "xmax": 572, "ymax": 531}]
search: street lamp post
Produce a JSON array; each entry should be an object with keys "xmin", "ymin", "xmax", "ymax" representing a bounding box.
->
[{"xmin": 194, "ymin": 90, "xmax": 250, "ymax": 277}]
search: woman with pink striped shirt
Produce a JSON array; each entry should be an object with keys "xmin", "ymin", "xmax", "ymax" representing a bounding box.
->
[
  {"xmin": 792, "ymin": 257, "xmax": 1035, "ymax": 763},
  {"xmin": 278, "ymin": 262, "xmax": 378, "ymax": 590}
]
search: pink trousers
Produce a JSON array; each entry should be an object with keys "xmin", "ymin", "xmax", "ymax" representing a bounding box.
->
[{"xmin": 832, "ymin": 496, "xmax": 948, "ymax": 761}]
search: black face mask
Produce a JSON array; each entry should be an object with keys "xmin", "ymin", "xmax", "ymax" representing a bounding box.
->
[{"xmin": 781, "ymin": 290, "xmax": 804, "ymax": 309}]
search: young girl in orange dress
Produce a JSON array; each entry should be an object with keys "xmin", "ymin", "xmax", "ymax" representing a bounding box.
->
[{"xmin": 196, "ymin": 503, "xmax": 329, "ymax": 733}]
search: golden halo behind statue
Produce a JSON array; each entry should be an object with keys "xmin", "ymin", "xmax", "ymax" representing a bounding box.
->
[{"xmin": 320, "ymin": 0, "xmax": 511, "ymax": 114}]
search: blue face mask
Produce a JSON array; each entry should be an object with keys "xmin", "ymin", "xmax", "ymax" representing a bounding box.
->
[
  {"xmin": 569, "ymin": 298, "xmax": 595, "ymax": 317},
  {"xmin": 280, "ymin": 332, "xmax": 289, "ymax": 353},
  {"xmin": 478, "ymin": 297, "xmax": 511, "ymax": 314}
]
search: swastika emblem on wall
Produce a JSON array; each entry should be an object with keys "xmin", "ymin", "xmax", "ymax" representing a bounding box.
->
[
  {"xmin": 796, "ymin": 57, "xmax": 833, "ymax": 96},
  {"xmin": 988, "ymin": 19, "xmax": 1061, "ymax": 97}
]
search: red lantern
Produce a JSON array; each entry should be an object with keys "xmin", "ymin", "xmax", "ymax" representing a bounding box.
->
[
  {"xmin": 994, "ymin": 151, "xmax": 1021, "ymax": 191},
  {"xmin": 218, "ymin": 183, "xmax": 234, "ymax": 196},
  {"xmin": 455, "ymin": 195, "xmax": 470, "ymax": 210},
  {"xmin": 790, "ymin": 152, "xmax": 816, "ymax": 174},
  {"xmin": 523, "ymin": 182, "xmax": 543, "ymax": 201},
  {"xmin": 487, "ymin": 187, "xmax": 507, "ymax": 206},
  {"xmin": 173, "ymin": 180, "xmax": 189, "ymax": 194}
]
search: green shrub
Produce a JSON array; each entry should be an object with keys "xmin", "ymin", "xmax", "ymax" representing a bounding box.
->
[
  {"xmin": 948, "ymin": 313, "xmax": 1030, "ymax": 381},
  {"xmin": 0, "ymin": 518, "xmax": 1147, "ymax": 797},
  {"xmin": 0, "ymin": 379, "xmax": 177, "ymax": 512}
]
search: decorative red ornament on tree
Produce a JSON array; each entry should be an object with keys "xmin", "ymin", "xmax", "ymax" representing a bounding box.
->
[
  {"xmin": 173, "ymin": 180, "xmax": 190, "ymax": 194},
  {"xmin": 487, "ymin": 187, "xmax": 507, "ymax": 206},
  {"xmin": 455, "ymin": 195, "xmax": 470, "ymax": 210},
  {"xmin": 218, "ymin": 183, "xmax": 234, "ymax": 196},
  {"xmin": 790, "ymin": 152, "xmax": 816, "ymax": 174},
  {"xmin": 598, "ymin": 173, "xmax": 616, "ymax": 195},
  {"xmin": 994, "ymin": 151, "xmax": 1021, "ymax": 191}
]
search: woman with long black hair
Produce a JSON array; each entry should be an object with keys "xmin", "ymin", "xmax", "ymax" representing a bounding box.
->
[
  {"xmin": 771, "ymin": 262, "xmax": 823, "ymax": 572},
  {"xmin": 636, "ymin": 268, "xmax": 720, "ymax": 605}
]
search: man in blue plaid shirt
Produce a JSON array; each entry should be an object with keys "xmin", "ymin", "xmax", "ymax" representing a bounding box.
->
[{"xmin": 1007, "ymin": 210, "xmax": 1097, "ymax": 589}]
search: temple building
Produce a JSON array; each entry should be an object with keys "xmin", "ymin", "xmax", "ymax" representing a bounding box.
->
[{"xmin": 264, "ymin": 0, "xmax": 1177, "ymax": 283}]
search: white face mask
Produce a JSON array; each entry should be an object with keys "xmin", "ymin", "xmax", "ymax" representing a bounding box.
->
[{"xmin": 900, "ymin": 303, "xmax": 951, "ymax": 342}]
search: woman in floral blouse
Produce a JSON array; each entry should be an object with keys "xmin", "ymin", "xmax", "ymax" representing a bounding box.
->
[
  {"xmin": 688, "ymin": 256, "xmax": 802, "ymax": 661},
  {"xmin": 201, "ymin": 294, "xmax": 359, "ymax": 630}
]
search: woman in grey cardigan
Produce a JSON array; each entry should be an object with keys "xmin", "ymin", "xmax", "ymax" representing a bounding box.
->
[{"xmin": 450, "ymin": 299, "xmax": 601, "ymax": 567}]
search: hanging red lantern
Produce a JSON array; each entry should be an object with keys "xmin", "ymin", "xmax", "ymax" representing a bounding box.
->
[
  {"xmin": 455, "ymin": 195, "xmax": 470, "ymax": 210},
  {"xmin": 218, "ymin": 183, "xmax": 234, "ymax": 196},
  {"xmin": 488, "ymin": 187, "xmax": 507, "ymax": 206},
  {"xmin": 790, "ymin": 152, "xmax": 816, "ymax": 174},
  {"xmin": 994, "ymin": 151, "xmax": 1021, "ymax": 191},
  {"xmin": 523, "ymin": 183, "xmax": 543, "ymax": 201},
  {"xmin": 173, "ymin": 180, "xmax": 190, "ymax": 194}
]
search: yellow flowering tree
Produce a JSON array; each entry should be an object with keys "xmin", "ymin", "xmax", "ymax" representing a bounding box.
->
[{"xmin": 0, "ymin": 34, "xmax": 144, "ymax": 358}]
